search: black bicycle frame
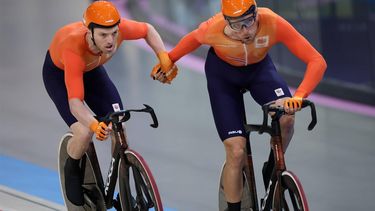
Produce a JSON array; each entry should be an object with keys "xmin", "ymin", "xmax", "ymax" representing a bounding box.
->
[
  {"xmin": 243, "ymin": 99, "xmax": 317, "ymax": 211},
  {"xmin": 104, "ymin": 133, "xmax": 124, "ymax": 208},
  {"xmin": 80, "ymin": 127, "xmax": 124, "ymax": 209},
  {"xmin": 83, "ymin": 104, "xmax": 158, "ymax": 209}
]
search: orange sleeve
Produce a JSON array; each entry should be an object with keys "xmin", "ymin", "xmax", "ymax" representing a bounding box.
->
[
  {"xmin": 168, "ymin": 19, "xmax": 212, "ymax": 62},
  {"xmin": 168, "ymin": 30, "xmax": 202, "ymax": 62},
  {"xmin": 62, "ymin": 50, "xmax": 86, "ymax": 100},
  {"xmin": 276, "ymin": 16, "xmax": 327, "ymax": 98},
  {"xmin": 119, "ymin": 18, "xmax": 148, "ymax": 40}
]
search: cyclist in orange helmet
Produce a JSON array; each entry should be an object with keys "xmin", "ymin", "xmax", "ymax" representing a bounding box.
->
[
  {"xmin": 151, "ymin": 0, "xmax": 326, "ymax": 210},
  {"xmin": 43, "ymin": 1, "xmax": 177, "ymax": 206}
]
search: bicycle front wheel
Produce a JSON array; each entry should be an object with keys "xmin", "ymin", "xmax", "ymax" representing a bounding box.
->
[
  {"xmin": 272, "ymin": 171, "xmax": 309, "ymax": 211},
  {"xmin": 118, "ymin": 149, "xmax": 163, "ymax": 211}
]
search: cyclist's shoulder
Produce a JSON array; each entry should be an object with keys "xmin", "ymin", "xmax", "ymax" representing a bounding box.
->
[
  {"xmin": 258, "ymin": 7, "xmax": 277, "ymax": 16},
  {"xmin": 257, "ymin": 7, "xmax": 283, "ymax": 32},
  {"xmin": 117, "ymin": 18, "xmax": 148, "ymax": 39},
  {"xmin": 197, "ymin": 13, "xmax": 225, "ymax": 34},
  {"xmin": 51, "ymin": 22, "xmax": 87, "ymax": 53},
  {"xmin": 55, "ymin": 22, "xmax": 87, "ymax": 36},
  {"xmin": 201, "ymin": 13, "xmax": 224, "ymax": 26},
  {"xmin": 53, "ymin": 22, "xmax": 87, "ymax": 45},
  {"xmin": 258, "ymin": 7, "xmax": 280, "ymax": 22},
  {"xmin": 118, "ymin": 18, "xmax": 147, "ymax": 28}
]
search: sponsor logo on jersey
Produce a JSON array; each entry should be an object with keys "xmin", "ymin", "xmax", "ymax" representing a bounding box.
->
[{"xmin": 228, "ymin": 130, "xmax": 243, "ymax": 135}]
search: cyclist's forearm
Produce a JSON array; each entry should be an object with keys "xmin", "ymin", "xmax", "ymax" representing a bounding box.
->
[
  {"xmin": 169, "ymin": 31, "xmax": 202, "ymax": 62},
  {"xmin": 294, "ymin": 56, "xmax": 327, "ymax": 98},
  {"xmin": 144, "ymin": 23, "xmax": 166, "ymax": 54},
  {"xmin": 69, "ymin": 98, "xmax": 96, "ymax": 128}
]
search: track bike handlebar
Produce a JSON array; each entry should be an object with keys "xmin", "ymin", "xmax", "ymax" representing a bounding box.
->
[
  {"xmin": 259, "ymin": 99, "xmax": 317, "ymax": 134},
  {"xmin": 98, "ymin": 104, "xmax": 158, "ymax": 128}
]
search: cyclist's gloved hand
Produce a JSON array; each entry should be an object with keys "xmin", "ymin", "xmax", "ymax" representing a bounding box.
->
[
  {"xmin": 283, "ymin": 97, "xmax": 303, "ymax": 114},
  {"xmin": 150, "ymin": 51, "xmax": 178, "ymax": 84},
  {"xmin": 90, "ymin": 120, "xmax": 109, "ymax": 141},
  {"xmin": 150, "ymin": 63, "xmax": 178, "ymax": 84},
  {"xmin": 158, "ymin": 51, "xmax": 173, "ymax": 72}
]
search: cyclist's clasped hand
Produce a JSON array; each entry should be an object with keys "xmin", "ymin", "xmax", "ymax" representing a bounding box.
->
[
  {"xmin": 283, "ymin": 97, "xmax": 303, "ymax": 114},
  {"xmin": 90, "ymin": 120, "xmax": 111, "ymax": 141},
  {"xmin": 150, "ymin": 51, "xmax": 178, "ymax": 84}
]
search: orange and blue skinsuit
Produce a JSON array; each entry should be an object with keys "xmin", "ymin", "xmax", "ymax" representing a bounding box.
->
[
  {"xmin": 43, "ymin": 18, "xmax": 148, "ymax": 126},
  {"xmin": 168, "ymin": 8, "xmax": 327, "ymax": 140}
]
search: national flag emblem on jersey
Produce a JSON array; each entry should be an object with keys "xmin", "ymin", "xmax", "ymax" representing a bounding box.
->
[
  {"xmin": 255, "ymin": 36, "xmax": 269, "ymax": 48},
  {"xmin": 274, "ymin": 88, "xmax": 285, "ymax": 97},
  {"xmin": 112, "ymin": 103, "xmax": 121, "ymax": 112}
]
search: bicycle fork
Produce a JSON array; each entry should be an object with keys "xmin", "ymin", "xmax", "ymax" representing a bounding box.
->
[{"xmin": 245, "ymin": 139, "xmax": 259, "ymax": 211}]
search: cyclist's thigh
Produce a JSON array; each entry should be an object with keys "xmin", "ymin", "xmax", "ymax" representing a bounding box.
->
[
  {"xmin": 205, "ymin": 49, "xmax": 247, "ymax": 142},
  {"xmin": 42, "ymin": 51, "xmax": 77, "ymax": 127},
  {"xmin": 83, "ymin": 66, "xmax": 124, "ymax": 117},
  {"xmin": 247, "ymin": 55, "xmax": 292, "ymax": 105}
]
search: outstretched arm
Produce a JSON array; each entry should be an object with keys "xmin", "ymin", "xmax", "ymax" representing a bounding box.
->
[
  {"xmin": 119, "ymin": 20, "xmax": 171, "ymax": 71},
  {"xmin": 150, "ymin": 29, "xmax": 202, "ymax": 84},
  {"xmin": 168, "ymin": 30, "xmax": 202, "ymax": 62},
  {"xmin": 144, "ymin": 23, "xmax": 167, "ymax": 54},
  {"xmin": 144, "ymin": 23, "xmax": 178, "ymax": 81}
]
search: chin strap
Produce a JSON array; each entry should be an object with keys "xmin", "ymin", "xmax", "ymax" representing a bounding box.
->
[
  {"xmin": 90, "ymin": 28, "xmax": 97, "ymax": 47},
  {"xmin": 89, "ymin": 28, "xmax": 103, "ymax": 55}
]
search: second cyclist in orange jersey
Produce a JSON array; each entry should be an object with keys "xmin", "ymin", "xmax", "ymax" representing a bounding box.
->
[
  {"xmin": 167, "ymin": 8, "xmax": 326, "ymax": 98},
  {"xmin": 151, "ymin": 1, "xmax": 326, "ymax": 210}
]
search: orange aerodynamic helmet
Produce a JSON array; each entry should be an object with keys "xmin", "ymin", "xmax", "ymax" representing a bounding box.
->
[
  {"xmin": 83, "ymin": 1, "xmax": 121, "ymax": 28},
  {"xmin": 221, "ymin": 0, "xmax": 257, "ymax": 18}
]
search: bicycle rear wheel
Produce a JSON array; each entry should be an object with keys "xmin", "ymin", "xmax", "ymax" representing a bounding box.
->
[
  {"xmin": 58, "ymin": 133, "xmax": 106, "ymax": 211},
  {"xmin": 118, "ymin": 149, "xmax": 163, "ymax": 211},
  {"xmin": 272, "ymin": 171, "xmax": 309, "ymax": 211}
]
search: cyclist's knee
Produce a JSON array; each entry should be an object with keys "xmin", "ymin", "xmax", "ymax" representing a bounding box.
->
[
  {"xmin": 70, "ymin": 122, "xmax": 93, "ymax": 142},
  {"xmin": 223, "ymin": 136, "xmax": 247, "ymax": 167},
  {"xmin": 280, "ymin": 114, "xmax": 295, "ymax": 132}
]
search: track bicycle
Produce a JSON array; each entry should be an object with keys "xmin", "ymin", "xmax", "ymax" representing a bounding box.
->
[
  {"xmin": 58, "ymin": 104, "xmax": 163, "ymax": 211},
  {"xmin": 219, "ymin": 98, "xmax": 317, "ymax": 211}
]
